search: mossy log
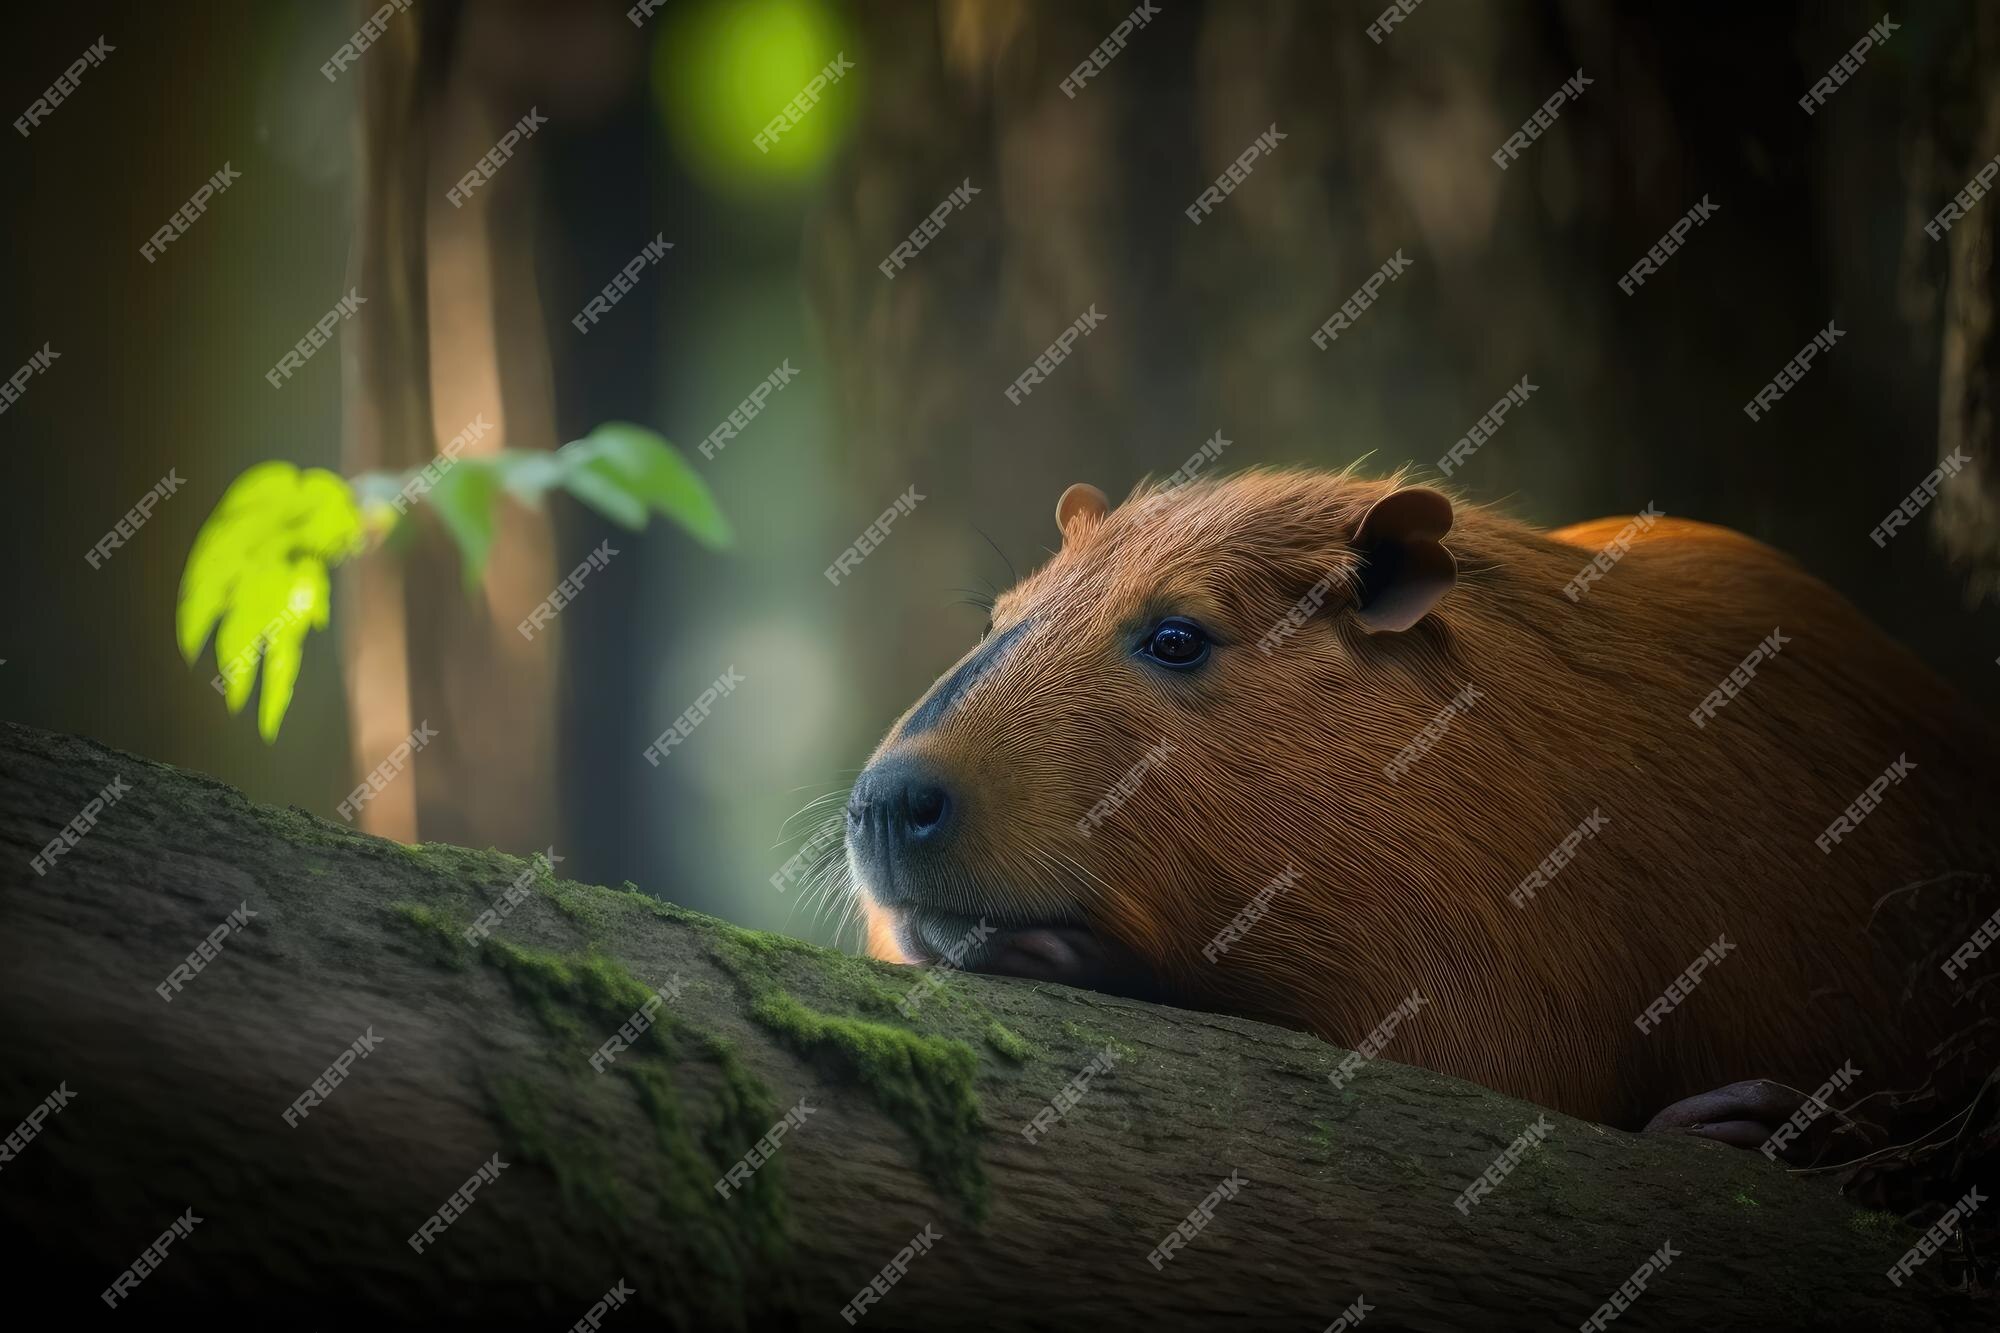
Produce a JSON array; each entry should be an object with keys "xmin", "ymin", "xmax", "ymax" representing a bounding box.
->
[{"xmin": 0, "ymin": 721, "xmax": 1977, "ymax": 1330}]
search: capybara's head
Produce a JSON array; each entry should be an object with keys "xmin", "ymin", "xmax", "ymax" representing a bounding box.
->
[{"xmin": 846, "ymin": 468, "xmax": 1465, "ymax": 1027}]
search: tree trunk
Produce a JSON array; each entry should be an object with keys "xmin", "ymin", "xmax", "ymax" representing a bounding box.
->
[{"xmin": 0, "ymin": 721, "xmax": 1977, "ymax": 1330}]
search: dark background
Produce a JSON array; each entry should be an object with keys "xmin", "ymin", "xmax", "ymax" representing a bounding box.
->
[{"xmin": 3, "ymin": 0, "xmax": 1995, "ymax": 946}]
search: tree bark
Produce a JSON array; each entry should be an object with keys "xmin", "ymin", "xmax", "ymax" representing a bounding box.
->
[{"xmin": 0, "ymin": 721, "xmax": 1978, "ymax": 1330}]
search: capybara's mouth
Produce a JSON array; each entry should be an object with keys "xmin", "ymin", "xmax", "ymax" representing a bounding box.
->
[{"xmin": 896, "ymin": 908, "xmax": 1165, "ymax": 1001}]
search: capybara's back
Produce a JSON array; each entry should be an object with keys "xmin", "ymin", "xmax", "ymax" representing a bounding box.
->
[
  {"xmin": 1482, "ymin": 508, "xmax": 1999, "ymax": 1126},
  {"xmin": 846, "ymin": 469, "xmax": 2000, "ymax": 1140}
]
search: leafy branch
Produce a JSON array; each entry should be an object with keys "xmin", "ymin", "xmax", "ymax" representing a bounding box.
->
[{"xmin": 177, "ymin": 424, "xmax": 727, "ymax": 741}]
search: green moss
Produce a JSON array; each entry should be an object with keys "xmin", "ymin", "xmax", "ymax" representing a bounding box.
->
[
  {"xmin": 384, "ymin": 900, "xmax": 793, "ymax": 1323},
  {"xmin": 405, "ymin": 879, "xmax": 993, "ymax": 1230},
  {"xmin": 477, "ymin": 937, "xmax": 614, "ymax": 1039},
  {"xmin": 390, "ymin": 901, "xmax": 474, "ymax": 969},
  {"xmin": 1060, "ymin": 1020, "xmax": 1137, "ymax": 1064},
  {"xmin": 536, "ymin": 871, "xmax": 615, "ymax": 934},
  {"xmin": 1734, "ymin": 1190, "xmax": 1759, "ymax": 1208},
  {"xmin": 984, "ymin": 1022, "xmax": 1030, "ymax": 1062},
  {"xmin": 750, "ymin": 989, "xmax": 987, "ymax": 1219},
  {"xmin": 1848, "ymin": 1207, "xmax": 1907, "ymax": 1239},
  {"xmin": 491, "ymin": 1072, "xmax": 631, "ymax": 1217}
]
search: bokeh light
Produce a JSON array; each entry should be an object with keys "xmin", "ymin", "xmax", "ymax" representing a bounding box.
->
[{"xmin": 653, "ymin": 0, "xmax": 857, "ymax": 191}]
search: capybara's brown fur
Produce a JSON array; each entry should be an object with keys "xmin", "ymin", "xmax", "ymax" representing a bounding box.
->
[{"xmin": 853, "ymin": 468, "xmax": 2000, "ymax": 1130}]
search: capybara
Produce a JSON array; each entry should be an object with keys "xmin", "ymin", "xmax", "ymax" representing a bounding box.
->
[{"xmin": 844, "ymin": 468, "xmax": 2000, "ymax": 1141}]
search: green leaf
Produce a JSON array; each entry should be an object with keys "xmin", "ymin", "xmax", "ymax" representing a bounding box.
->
[
  {"xmin": 176, "ymin": 463, "xmax": 362, "ymax": 742},
  {"xmin": 560, "ymin": 422, "xmax": 733, "ymax": 548},
  {"xmin": 257, "ymin": 561, "xmax": 328, "ymax": 742},
  {"xmin": 427, "ymin": 458, "xmax": 502, "ymax": 588},
  {"xmin": 490, "ymin": 449, "xmax": 566, "ymax": 500},
  {"xmin": 559, "ymin": 455, "xmax": 651, "ymax": 529}
]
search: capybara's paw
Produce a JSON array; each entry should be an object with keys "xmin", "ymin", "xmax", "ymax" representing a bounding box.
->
[{"xmin": 1642, "ymin": 1079, "xmax": 1808, "ymax": 1154}]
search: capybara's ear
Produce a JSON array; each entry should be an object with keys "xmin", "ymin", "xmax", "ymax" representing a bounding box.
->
[
  {"xmin": 1055, "ymin": 482, "xmax": 1110, "ymax": 540},
  {"xmin": 1350, "ymin": 487, "xmax": 1456, "ymax": 633}
]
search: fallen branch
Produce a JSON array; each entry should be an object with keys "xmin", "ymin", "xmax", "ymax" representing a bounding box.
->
[{"xmin": 0, "ymin": 722, "xmax": 1977, "ymax": 1329}]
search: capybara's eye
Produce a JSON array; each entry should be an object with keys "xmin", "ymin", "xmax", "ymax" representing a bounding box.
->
[{"xmin": 1141, "ymin": 617, "xmax": 1209, "ymax": 669}]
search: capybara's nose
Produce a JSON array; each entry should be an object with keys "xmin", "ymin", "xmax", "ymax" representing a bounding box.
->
[{"xmin": 846, "ymin": 755, "xmax": 955, "ymax": 897}]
